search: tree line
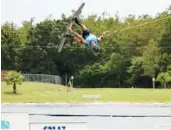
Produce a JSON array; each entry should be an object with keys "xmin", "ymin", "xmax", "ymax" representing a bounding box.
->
[{"xmin": 1, "ymin": 6, "xmax": 171, "ymax": 88}]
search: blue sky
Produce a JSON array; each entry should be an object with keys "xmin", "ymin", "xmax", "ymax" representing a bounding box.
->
[{"xmin": 1, "ymin": 0, "xmax": 171, "ymax": 26}]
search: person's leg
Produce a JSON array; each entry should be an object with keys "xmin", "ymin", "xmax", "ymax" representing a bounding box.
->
[
  {"xmin": 66, "ymin": 33, "xmax": 82, "ymax": 43},
  {"xmin": 74, "ymin": 17, "xmax": 88, "ymax": 32},
  {"xmin": 73, "ymin": 37, "xmax": 81, "ymax": 43},
  {"xmin": 68, "ymin": 27, "xmax": 87, "ymax": 45}
]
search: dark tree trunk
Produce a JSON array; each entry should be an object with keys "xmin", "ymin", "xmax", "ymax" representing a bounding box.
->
[{"xmin": 13, "ymin": 82, "xmax": 16, "ymax": 94}]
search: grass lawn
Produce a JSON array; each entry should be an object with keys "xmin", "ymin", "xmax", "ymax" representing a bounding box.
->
[{"xmin": 1, "ymin": 82, "xmax": 171, "ymax": 103}]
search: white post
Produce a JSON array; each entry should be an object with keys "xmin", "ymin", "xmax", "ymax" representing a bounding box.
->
[
  {"xmin": 71, "ymin": 76, "xmax": 74, "ymax": 88},
  {"xmin": 152, "ymin": 77, "xmax": 155, "ymax": 89}
]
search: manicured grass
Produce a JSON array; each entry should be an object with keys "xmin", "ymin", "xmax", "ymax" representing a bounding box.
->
[{"xmin": 1, "ymin": 82, "xmax": 171, "ymax": 103}]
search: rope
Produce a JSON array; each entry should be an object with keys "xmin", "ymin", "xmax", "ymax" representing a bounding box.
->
[{"xmin": 104, "ymin": 15, "xmax": 171, "ymax": 38}]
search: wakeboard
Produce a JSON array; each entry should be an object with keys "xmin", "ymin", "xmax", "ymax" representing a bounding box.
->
[{"xmin": 58, "ymin": 2, "xmax": 85, "ymax": 53}]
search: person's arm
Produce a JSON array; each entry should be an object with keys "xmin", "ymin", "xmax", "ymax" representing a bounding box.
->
[
  {"xmin": 97, "ymin": 32, "xmax": 105, "ymax": 43},
  {"xmin": 68, "ymin": 27, "xmax": 82, "ymax": 39}
]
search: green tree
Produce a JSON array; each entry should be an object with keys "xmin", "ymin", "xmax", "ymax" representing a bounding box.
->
[
  {"xmin": 104, "ymin": 53, "xmax": 127, "ymax": 87},
  {"xmin": 127, "ymin": 57, "xmax": 144, "ymax": 86},
  {"xmin": 5, "ymin": 71, "xmax": 24, "ymax": 94},
  {"xmin": 142, "ymin": 39, "xmax": 160, "ymax": 86},
  {"xmin": 167, "ymin": 65, "xmax": 171, "ymax": 75},
  {"xmin": 19, "ymin": 19, "xmax": 64, "ymax": 74},
  {"xmin": 1, "ymin": 23, "xmax": 22, "ymax": 69},
  {"xmin": 156, "ymin": 72, "xmax": 171, "ymax": 88},
  {"xmin": 158, "ymin": 10, "xmax": 171, "ymax": 54},
  {"xmin": 19, "ymin": 18, "xmax": 34, "ymax": 44},
  {"xmin": 158, "ymin": 53, "xmax": 171, "ymax": 72},
  {"xmin": 75, "ymin": 63, "xmax": 107, "ymax": 87}
]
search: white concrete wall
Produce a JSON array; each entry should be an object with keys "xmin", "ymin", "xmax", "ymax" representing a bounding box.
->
[{"xmin": 1, "ymin": 113, "xmax": 29, "ymax": 130}]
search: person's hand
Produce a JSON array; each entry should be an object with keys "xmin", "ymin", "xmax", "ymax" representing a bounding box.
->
[{"xmin": 100, "ymin": 32, "xmax": 106, "ymax": 40}]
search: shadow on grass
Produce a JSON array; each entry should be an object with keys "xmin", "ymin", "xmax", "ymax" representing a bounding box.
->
[{"xmin": 3, "ymin": 92, "xmax": 22, "ymax": 95}]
